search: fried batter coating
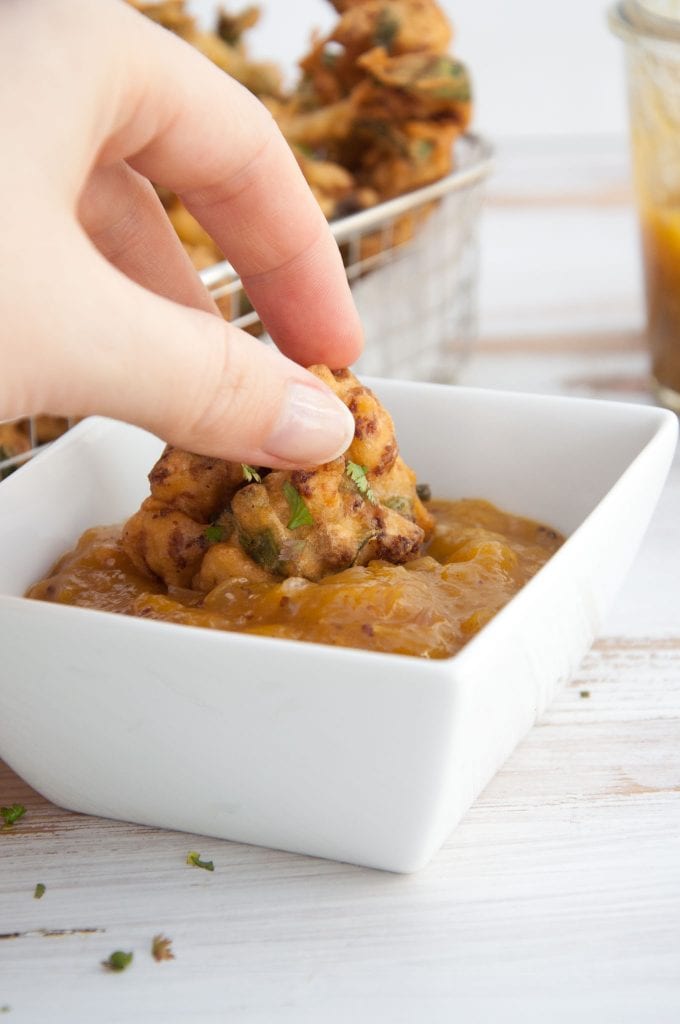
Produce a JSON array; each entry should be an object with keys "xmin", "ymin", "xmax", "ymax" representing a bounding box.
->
[
  {"xmin": 0, "ymin": 421, "xmax": 31, "ymax": 460},
  {"xmin": 148, "ymin": 446, "xmax": 244, "ymax": 521},
  {"xmin": 128, "ymin": 0, "xmax": 281, "ymax": 97},
  {"xmin": 122, "ymin": 498, "xmax": 211, "ymax": 588},
  {"xmin": 330, "ymin": 0, "xmax": 452, "ymax": 59},
  {"xmin": 121, "ymin": 366, "xmax": 434, "ymax": 588}
]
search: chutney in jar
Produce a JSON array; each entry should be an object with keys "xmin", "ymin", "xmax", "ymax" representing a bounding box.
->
[{"xmin": 641, "ymin": 205, "xmax": 680, "ymax": 408}]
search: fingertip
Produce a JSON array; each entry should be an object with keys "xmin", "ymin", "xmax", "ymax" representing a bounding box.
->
[{"xmin": 261, "ymin": 376, "xmax": 356, "ymax": 467}]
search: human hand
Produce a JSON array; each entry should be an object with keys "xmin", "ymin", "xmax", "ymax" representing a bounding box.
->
[{"xmin": 0, "ymin": 0, "xmax": 362, "ymax": 467}]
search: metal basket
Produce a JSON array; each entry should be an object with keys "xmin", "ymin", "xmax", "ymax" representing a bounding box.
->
[
  {"xmin": 0, "ymin": 133, "xmax": 491, "ymax": 481},
  {"xmin": 203, "ymin": 133, "xmax": 492, "ymax": 381}
]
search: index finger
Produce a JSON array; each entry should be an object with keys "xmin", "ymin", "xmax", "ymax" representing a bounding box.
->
[{"xmin": 101, "ymin": 5, "xmax": 363, "ymax": 369}]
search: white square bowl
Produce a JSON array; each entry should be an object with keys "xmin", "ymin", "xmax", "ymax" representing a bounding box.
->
[{"xmin": 0, "ymin": 382, "xmax": 676, "ymax": 872}]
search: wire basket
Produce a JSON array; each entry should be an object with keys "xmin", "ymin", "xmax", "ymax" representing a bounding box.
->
[
  {"xmin": 203, "ymin": 133, "xmax": 492, "ymax": 380},
  {"xmin": 0, "ymin": 133, "xmax": 491, "ymax": 482}
]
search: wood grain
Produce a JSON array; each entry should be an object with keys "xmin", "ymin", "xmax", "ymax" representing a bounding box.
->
[{"xmin": 1, "ymin": 631, "xmax": 679, "ymax": 1022}]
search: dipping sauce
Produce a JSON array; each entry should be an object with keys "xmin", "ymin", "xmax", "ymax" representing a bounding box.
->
[{"xmin": 27, "ymin": 498, "xmax": 563, "ymax": 660}]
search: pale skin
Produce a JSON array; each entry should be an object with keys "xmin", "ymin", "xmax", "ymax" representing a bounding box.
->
[{"xmin": 0, "ymin": 0, "xmax": 363, "ymax": 468}]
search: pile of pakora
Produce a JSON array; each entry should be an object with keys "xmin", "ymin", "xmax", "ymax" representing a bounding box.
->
[
  {"xmin": 130, "ymin": 0, "xmax": 472, "ymax": 269},
  {"xmin": 28, "ymin": 369, "xmax": 563, "ymax": 660}
]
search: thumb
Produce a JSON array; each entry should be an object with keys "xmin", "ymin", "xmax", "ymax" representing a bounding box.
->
[{"xmin": 35, "ymin": 246, "xmax": 356, "ymax": 469}]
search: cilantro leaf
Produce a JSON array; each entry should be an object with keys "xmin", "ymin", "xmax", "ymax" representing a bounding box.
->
[
  {"xmin": 1, "ymin": 803, "xmax": 26, "ymax": 828},
  {"xmin": 186, "ymin": 850, "xmax": 214, "ymax": 872},
  {"xmin": 345, "ymin": 462, "xmax": 376, "ymax": 503},
  {"xmin": 102, "ymin": 951, "xmax": 133, "ymax": 972},
  {"xmin": 241, "ymin": 464, "xmax": 262, "ymax": 484},
  {"xmin": 204, "ymin": 524, "xmax": 225, "ymax": 544},
  {"xmin": 283, "ymin": 481, "xmax": 313, "ymax": 529},
  {"xmin": 33, "ymin": 883, "xmax": 46, "ymax": 900}
]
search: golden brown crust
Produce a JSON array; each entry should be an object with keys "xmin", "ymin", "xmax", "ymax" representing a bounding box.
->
[
  {"xmin": 121, "ymin": 366, "xmax": 434, "ymax": 587},
  {"xmin": 122, "ymin": 497, "xmax": 209, "ymax": 588},
  {"xmin": 148, "ymin": 446, "xmax": 245, "ymax": 522}
]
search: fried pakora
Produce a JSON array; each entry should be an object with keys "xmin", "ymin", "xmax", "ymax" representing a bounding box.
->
[
  {"xmin": 121, "ymin": 367, "xmax": 434, "ymax": 590},
  {"xmin": 129, "ymin": 0, "xmax": 472, "ymax": 265}
]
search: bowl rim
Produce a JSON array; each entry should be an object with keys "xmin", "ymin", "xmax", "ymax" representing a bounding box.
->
[{"xmin": 3, "ymin": 385, "xmax": 676, "ymax": 670}]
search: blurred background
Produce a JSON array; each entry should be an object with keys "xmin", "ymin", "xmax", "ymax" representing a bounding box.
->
[
  {"xmin": 190, "ymin": 0, "xmax": 645, "ymax": 382},
  {"xmin": 0, "ymin": 0, "xmax": 653, "ymax": 481}
]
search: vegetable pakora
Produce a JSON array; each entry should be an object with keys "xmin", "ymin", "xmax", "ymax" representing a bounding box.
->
[{"xmin": 121, "ymin": 366, "xmax": 435, "ymax": 588}]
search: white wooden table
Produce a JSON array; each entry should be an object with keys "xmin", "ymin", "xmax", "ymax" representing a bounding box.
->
[{"xmin": 2, "ymin": 142, "xmax": 679, "ymax": 1023}]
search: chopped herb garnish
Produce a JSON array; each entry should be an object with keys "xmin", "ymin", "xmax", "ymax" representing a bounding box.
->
[
  {"xmin": 283, "ymin": 481, "xmax": 313, "ymax": 529},
  {"xmin": 186, "ymin": 850, "xmax": 214, "ymax": 872},
  {"xmin": 374, "ymin": 10, "xmax": 399, "ymax": 51},
  {"xmin": 426, "ymin": 57, "xmax": 471, "ymax": 102},
  {"xmin": 0, "ymin": 1006, "xmax": 10, "ymax": 1014},
  {"xmin": 384, "ymin": 495, "xmax": 411, "ymax": 515},
  {"xmin": 415, "ymin": 139, "xmax": 435, "ymax": 162},
  {"xmin": 151, "ymin": 934, "xmax": 175, "ymax": 962},
  {"xmin": 416, "ymin": 482, "xmax": 431, "ymax": 502},
  {"xmin": 579, "ymin": 690, "xmax": 591, "ymax": 699},
  {"xmin": 238, "ymin": 527, "xmax": 281, "ymax": 571},
  {"xmin": 345, "ymin": 462, "xmax": 376, "ymax": 503},
  {"xmin": 241, "ymin": 464, "xmax": 262, "ymax": 484},
  {"xmin": 204, "ymin": 524, "xmax": 225, "ymax": 544},
  {"xmin": 1, "ymin": 804, "xmax": 26, "ymax": 828},
  {"xmin": 102, "ymin": 950, "xmax": 133, "ymax": 972},
  {"xmin": 33, "ymin": 883, "xmax": 46, "ymax": 900}
]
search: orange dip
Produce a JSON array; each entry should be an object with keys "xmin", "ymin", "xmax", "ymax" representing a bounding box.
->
[{"xmin": 27, "ymin": 498, "xmax": 562, "ymax": 659}]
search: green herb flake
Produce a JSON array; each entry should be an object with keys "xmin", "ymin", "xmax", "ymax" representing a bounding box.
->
[
  {"xmin": 238, "ymin": 528, "xmax": 281, "ymax": 571},
  {"xmin": 345, "ymin": 462, "xmax": 376, "ymax": 504},
  {"xmin": 0, "ymin": 1006, "xmax": 10, "ymax": 1014},
  {"xmin": 102, "ymin": 950, "xmax": 133, "ymax": 972},
  {"xmin": 414, "ymin": 139, "xmax": 435, "ymax": 162},
  {"xmin": 33, "ymin": 883, "xmax": 46, "ymax": 900},
  {"xmin": 241, "ymin": 463, "xmax": 262, "ymax": 484},
  {"xmin": 579, "ymin": 690, "xmax": 591, "ymax": 699},
  {"xmin": 374, "ymin": 9, "xmax": 399, "ymax": 51},
  {"xmin": 283, "ymin": 481, "xmax": 314, "ymax": 529},
  {"xmin": 204, "ymin": 524, "xmax": 225, "ymax": 544},
  {"xmin": 1, "ymin": 803, "xmax": 26, "ymax": 828},
  {"xmin": 416, "ymin": 482, "xmax": 432, "ymax": 502},
  {"xmin": 186, "ymin": 850, "xmax": 214, "ymax": 872},
  {"xmin": 151, "ymin": 934, "xmax": 175, "ymax": 962}
]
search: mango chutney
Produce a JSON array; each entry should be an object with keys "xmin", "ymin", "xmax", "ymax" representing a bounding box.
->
[{"xmin": 27, "ymin": 498, "xmax": 563, "ymax": 660}]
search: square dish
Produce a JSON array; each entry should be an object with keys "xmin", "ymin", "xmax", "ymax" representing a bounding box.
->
[{"xmin": 0, "ymin": 382, "xmax": 676, "ymax": 872}]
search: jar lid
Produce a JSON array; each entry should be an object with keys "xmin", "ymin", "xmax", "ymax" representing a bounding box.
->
[{"xmin": 610, "ymin": 0, "xmax": 680, "ymax": 42}]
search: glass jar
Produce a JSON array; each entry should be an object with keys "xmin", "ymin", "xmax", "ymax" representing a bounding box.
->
[{"xmin": 610, "ymin": 0, "xmax": 680, "ymax": 412}]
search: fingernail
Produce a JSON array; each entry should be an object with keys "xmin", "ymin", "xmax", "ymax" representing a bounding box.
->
[{"xmin": 263, "ymin": 381, "xmax": 355, "ymax": 465}]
